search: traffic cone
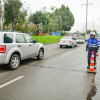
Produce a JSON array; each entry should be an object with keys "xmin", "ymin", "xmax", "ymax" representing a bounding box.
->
[{"xmin": 89, "ymin": 51, "xmax": 95, "ymax": 72}]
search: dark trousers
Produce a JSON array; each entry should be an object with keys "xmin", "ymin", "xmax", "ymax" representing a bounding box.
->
[{"xmin": 88, "ymin": 50, "xmax": 96, "ymax": 66}]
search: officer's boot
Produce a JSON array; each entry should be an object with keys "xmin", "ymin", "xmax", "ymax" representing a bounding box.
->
[{"xmin": 87, "ymin": 59, "xmax": 90, "ymax": 69}]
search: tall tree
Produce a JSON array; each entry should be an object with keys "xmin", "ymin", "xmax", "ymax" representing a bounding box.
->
[
  {"xmin": 31, "ymin": 11, "xmax": 49, "ymax": 35},
  {"xmin": 4, "ymin": 0, "xmax": 22, "ymax": 30},
  {"xmin": 53, "ymin": 5, "xmax": 75, "ymax": 31},
  {"xmin": 15, "ymin": 10, "xmax": 27, "ymax": 32}
]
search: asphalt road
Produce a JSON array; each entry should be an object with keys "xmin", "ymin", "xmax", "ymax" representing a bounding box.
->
[{"xmin": 0, "ymin": 43, "xmax": 100, "ymax": 100}]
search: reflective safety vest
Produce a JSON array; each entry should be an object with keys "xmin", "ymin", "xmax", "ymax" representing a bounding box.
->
[{"xmin": 86, "ymin": 38, "xmax": 99, "ymax": 51}]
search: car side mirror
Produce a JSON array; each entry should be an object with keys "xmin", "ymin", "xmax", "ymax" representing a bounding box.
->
[{"xmin": 33, "ymin": 40, "xmax": 38, "ymax": 43}]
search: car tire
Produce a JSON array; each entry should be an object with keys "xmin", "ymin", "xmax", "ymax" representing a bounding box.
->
[
  {"xmin": 9, "ymin": 54, "xmax": 20, "ymax": 70},
  {"xmin": 60, "ymin": 45, "xmax": 62, "ymax": 48},
  {"xmin": 71, "ymin": 44, "xmax": 74, "ymax": 48},
  {"xmin": 75, "ymin": 44, "xmax": 77, "ymax": 47},
  {"xmin": 37, "ymin": 49, "xmax": 44, "ymax": 60}
]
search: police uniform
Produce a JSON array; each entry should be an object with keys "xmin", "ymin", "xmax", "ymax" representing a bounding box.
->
[{"xmin": 86, "ymin": 36, "xmax": 99, "ymax": 67}]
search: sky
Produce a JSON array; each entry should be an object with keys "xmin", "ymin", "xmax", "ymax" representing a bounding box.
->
[{"xmin": 22, "ymin": 0, "xmax": 100, "ymax": 33}]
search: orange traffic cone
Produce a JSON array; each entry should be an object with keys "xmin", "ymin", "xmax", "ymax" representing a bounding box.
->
[{"xmin": 89, "ymin": 51, "xmax": 95, "ymax": 72}]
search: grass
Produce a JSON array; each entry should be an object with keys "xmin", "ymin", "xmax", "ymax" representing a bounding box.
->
[{"xmin": 32, "ymin": 35, "xmax": 63, "ymax": 44}]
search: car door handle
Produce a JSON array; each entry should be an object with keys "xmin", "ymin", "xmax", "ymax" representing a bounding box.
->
[
  {"xmin": 29, "ymin": 45, "xmax": 32, "ymax": 46},
  {"xmin": 18, "ymin": 45, "xmax": 21, "ymax": 47}
]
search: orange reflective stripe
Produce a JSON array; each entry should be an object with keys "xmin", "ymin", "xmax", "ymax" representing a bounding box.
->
[
  {"xmin": 91, "ymin": 57, "xmax": 94, "ymax": 60},
  {"xmin": 90, "ymin": 63, "xmax": 94, "ymax": 66},
  {"xmin": 89, "ymin": 68, "xmax": 95, "ymax": 72}
]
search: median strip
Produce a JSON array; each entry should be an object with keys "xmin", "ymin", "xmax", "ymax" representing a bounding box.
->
[{"xmin": 0, "ymin": 76, "xmax": 24, "ymax": 89}]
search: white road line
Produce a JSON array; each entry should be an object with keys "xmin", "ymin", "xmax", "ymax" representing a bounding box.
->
[
  {"xmin": 0, "ymin": 76, "xmax": 24, "ymax": 89},
  {"xmin": 60, "ymin": 52, "xmax": 72, "ymax": 58}
]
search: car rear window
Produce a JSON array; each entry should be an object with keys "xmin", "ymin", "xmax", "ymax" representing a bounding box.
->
[
  {"xmin": 96, "ymin": 33, "xmax": 100, "ymax": 37},
  {"xmin": 4, "ymin": 34, "xmax": 13, "ymax": 43},
  {"xmin": 62, "ymin": 37, "xmax": 72, "ymax": 39}
]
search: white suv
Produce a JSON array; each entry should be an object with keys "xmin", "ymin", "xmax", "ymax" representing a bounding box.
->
[{"xmin": 0, "ymin": 32, "xmax": 44, "ymax": 70}]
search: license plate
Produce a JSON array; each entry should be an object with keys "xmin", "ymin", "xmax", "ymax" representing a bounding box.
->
[{"xmin": 63, "ymin": 41, "xmax": 66, "ymax": 43}]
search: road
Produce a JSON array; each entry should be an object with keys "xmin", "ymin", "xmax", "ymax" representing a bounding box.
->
[{"xmin": 0, "ymin": 43, "xmax": 100, "ymax": 100}]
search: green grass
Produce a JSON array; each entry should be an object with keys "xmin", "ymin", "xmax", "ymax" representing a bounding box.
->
[
  {"xmin": 32, "ymin": 35, "xmax": 63, "ymax": 44},
  {"xmin": 83, "ymin": 36, "xmax": 86, "ymax": 39}
]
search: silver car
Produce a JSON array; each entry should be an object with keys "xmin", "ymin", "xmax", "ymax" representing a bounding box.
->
[
  {"xmin": 76, "ymin": 37, "xmax": 85, "ymax": 44},
  {"xmin": 59, "ymin": 36, "xmax": 77, "ymax": 48},
  {"xmin": 0, "ymin": 32, "xmax": 44, "ymax": 70}
]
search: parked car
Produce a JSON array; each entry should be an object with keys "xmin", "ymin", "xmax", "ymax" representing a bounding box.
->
[
  {"xmin": 85, "ymin": 34, "xmax": 90, "ymax": 41},
  {"xmin": 0, "ymin": 32, "xmax": 44, "ymax": 70},
  {"xmin": 96, "ymin": 33, "xmax": 100, "ymax": 43},
  {"xmin": 76, "ymin": 37, "xmax": 85, "ymax": 44},
  {"xmin": 59, "ymin": 36, "xmax": 77, "ymax": 48}
]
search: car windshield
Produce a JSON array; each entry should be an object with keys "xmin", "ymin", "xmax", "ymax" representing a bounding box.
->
[
  {"xmin": 62, "ymin": 37, "xmax": 72, "ymax": 39},
  {"xmin": 77, "ymin": 37, "xmax": 83, "ymax": 39},
  {"xmin": 96, "ymin": 33, "xmax": 100, "ymax": 37}
]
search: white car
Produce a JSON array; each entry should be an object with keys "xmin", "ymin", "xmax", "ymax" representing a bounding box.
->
[
  {"xmin": 0, "ymin": 31, "xmax": 44, "ymax": 70},
  {"xmin": 77, "ymin": 37, "xmax": 85, "ymax": 44},
  {"xmin": 59, "ymin": 36, "xmax": 77, "ymax": 48}
]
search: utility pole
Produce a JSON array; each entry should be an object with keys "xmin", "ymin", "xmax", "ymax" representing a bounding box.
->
[
  {"xmin": 82, "ymin": 0, "xmax": 93, "ymax": 37},
  {"xmin": 93, "ymin": 19, "xmax": 94, "ymax": 30},
  {"xmin": 86, "ymin": 0, "xmax": 88, "ymax": 36}
]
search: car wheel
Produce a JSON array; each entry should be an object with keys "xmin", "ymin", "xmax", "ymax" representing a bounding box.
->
[
  {"xmin": 71, "ymin": 44, "xmax": 74, "ymax": 48},
  {"xmin": 75, "ymin": 44, "xmax": 77, "ymax": 47},
  {"xmin": 37, "ymin": 49, "xmax": 44, "ymax": 60},
  {"xmin": 9, "ymin": 54, "xmax": 20, "ymax": 70},
  {"xmin": 60, "ymin": 45, "xmax": 62, "ymax": 48}
]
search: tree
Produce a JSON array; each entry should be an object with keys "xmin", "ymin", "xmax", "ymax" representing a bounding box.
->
[
  {"xmin": 87, "ymin": 29, "xmax": 97, "ymax": 34},
  {"xmin": 4, "ymin": 0, "xmax": 22, "ymax": 30},
  {"xmin": 50, "ymin": 6, "xmax": 55, "ymax": 12},
  {"xmin": 28, "ymin": 5, "xmax": 75, "ymax": 34},
  {"xmin": 15, "ymin": 10, "xmax": 27, "ymax": 32},
  {"xmin": 30, "ymin": 11, "xmax": 49, "ymax": 35},
  {"xmin": 93, "ymin": 30, "xmax": 97, "ymax": 33},
  {"xmin": 87, "ymin": 29, "xmax": 91, "ymax": 34},
  {"xmin": 53, "ymin": 5, "xmax": 75, "ymax": 32}
]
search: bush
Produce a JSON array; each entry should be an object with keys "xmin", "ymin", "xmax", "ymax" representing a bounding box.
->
[{"xmin": 61, "ymin": 32, "xmax": 66, "ymax": 36}]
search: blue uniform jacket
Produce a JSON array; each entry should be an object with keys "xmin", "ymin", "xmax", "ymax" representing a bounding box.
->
[{"xmin": 86, "ymin": 38, "xmax": 99, "ymax": 51}]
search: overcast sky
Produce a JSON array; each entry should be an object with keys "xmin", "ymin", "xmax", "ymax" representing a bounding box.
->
[{"xmin": 22, "ymin": 0, "xmax": 100, "ymax": 33}]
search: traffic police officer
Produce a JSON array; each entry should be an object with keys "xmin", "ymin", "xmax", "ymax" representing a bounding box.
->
[{"xmin": 86, "ymin": 32, "xmax": 99, "ymax": 69}]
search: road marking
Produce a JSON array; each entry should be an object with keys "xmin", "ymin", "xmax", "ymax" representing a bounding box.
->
[
  {"xmin": 60, "ymin": 52, "xmax": 72, "ymax": 58},
  {"xmin": 0, "ymin": 76, "xmax": 24, "ymax": 89}
]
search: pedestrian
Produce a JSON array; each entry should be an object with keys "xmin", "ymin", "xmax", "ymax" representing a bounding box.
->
[{"xmin": 86, "ymin": 32, "xmax": 99, "ymax": 69}]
